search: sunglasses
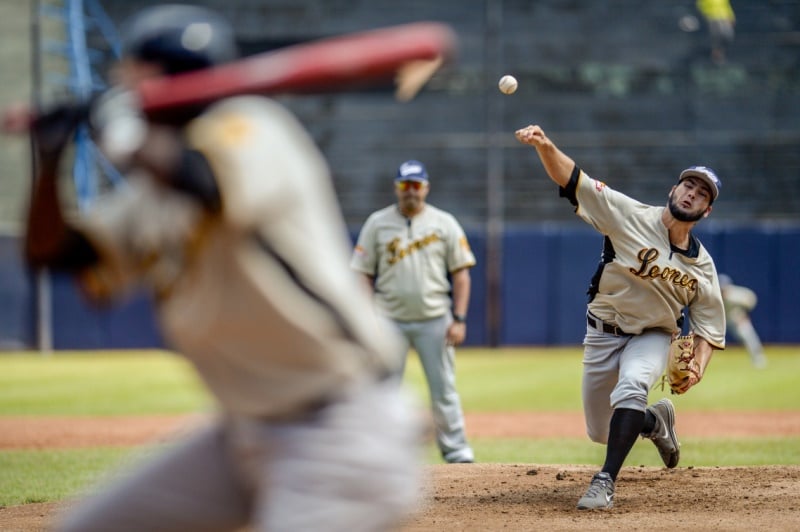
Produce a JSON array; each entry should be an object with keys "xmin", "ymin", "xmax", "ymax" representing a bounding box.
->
[{"xmin": 395, "ymin": 180, "xmax": 426, "ymax": 192}]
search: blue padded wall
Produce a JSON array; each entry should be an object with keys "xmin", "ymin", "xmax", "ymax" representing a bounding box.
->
[
  {"xmin": 500, "ymin": 228, "xmax": 552, "ymax": 345},
  {"xmin": 775, "ymin": 229, "xmax": 800, "ymax": 343},
  {"xmin": 463, "ymin": 230, "xmax": 487, "ymax": 346},
  {"xmin": 3, "ymin": 224, "xmax": 799, "ymax": 350},
  {"xmin": 0, "ymin": 236, "xmax": 34, "ymax": 349},
  {"xmin": 49, "ymin": 272, "xmax": 163, "ymax": 350}
]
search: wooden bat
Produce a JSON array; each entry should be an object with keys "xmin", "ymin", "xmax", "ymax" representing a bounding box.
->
[
  {"xmin": 138, "ymin": 21, "xmax": 458, "ymax": 119},
  {"xmin": 2, "ymin": 22, "xmax": 457, "ymax": 132}
]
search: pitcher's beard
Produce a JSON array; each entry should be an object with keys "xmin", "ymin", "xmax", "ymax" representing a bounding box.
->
[{"xmin": 668, "ymin": 196, "xmax": 705, "ymax": 222}]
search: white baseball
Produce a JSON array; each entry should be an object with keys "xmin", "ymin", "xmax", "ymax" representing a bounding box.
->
[{"xmin": 498, "ymin": 74, "xmax": 518, "ymax": 94}]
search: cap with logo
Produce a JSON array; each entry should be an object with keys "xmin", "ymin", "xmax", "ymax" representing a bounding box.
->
[
  {"xmin": 678, "ymin": 166, "xmax": 722, "ymax": 202},
  {"xmin": 395, "ymin": 160, "xmax": 429, "ymax": 183}
]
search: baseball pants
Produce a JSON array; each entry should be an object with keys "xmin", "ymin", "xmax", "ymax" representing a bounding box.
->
[
  {"xmin": 54, "ymin": 379, "xmax": 423, "ymax": 532},
  {"xmin": 393, "ymin": 314, "xmax": 474, "ymax": 463},
  {"xmin": 581, "ymin": 324, "xmax": 671, "ymax": 444}
]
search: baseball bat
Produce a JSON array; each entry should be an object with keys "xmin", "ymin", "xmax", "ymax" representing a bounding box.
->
[
  {"xmin": 138, "ymin": 21, "xmax": 457, "ymax": 119},
  {"xmin": 2, "ymin": 22, "xmax": 457, "ymax": 132}
]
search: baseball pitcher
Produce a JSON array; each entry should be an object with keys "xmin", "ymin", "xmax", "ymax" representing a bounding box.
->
[{"xmin": 516, "ymin": 124, "xmax": 725, "ymax": 510}]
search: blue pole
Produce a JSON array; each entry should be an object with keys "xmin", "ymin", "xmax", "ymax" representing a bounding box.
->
[{"xmin": 66, "ymin": 0, "xmax": 98, "ymax": 209}]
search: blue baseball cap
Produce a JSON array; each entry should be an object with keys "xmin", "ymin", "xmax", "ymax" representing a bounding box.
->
[
  {"xmin": 395, "ymin": 160, "xmax": 429, "ymax": 183},
  {"xmin": 678, "ymin": 166, "xmax": 722, "ymax": 202}
]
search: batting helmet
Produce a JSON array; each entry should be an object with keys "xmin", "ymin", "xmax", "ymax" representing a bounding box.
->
[{"xmin": 120, "ymin": 4, "xmax": 238, "ymax": 75}]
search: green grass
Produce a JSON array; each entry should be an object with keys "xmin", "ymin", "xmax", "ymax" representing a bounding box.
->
[
  {"xmin": 2, "ymin": 346, "xmax": 798, "ymax": 415},
  {"xmin": 0, "ymin": 346, "xmax": 798, "ymax": 507},
  {"xmin": 0, "ymin": 351, "xmax": 211, "ymax": 415},
  {"xmin": 405, "ymin": 345, "xmax": 800, "ymax": 411},
  {"xmin": 464, "ymin": 437, "xmax": 800, "ymax": 467},
  {"xmin": 0, "ymin": 448, "xmax": 133, "ymax": 506}
]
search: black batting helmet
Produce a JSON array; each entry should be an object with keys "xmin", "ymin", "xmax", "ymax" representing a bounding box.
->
[{"xmin": 120, "ymin": 4, "xmax": 238, "ymax": 75}]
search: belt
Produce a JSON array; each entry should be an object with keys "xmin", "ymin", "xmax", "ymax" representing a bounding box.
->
[{"xmin": 587, "ymin": 312, "xmax": 630, "ymax": 337}]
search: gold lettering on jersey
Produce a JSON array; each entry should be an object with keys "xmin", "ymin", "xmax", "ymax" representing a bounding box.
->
[
  {"xmin": 630, "ymin": 248, "xmax": 698, "ymax": 292},
  {"xmin": 386, "ymin": 233, "xmax": 442, "ymax": 265}
]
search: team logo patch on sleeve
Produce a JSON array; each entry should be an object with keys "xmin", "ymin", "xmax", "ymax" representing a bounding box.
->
[
  {"xmin": 216, "ymin": 114, "xmax": 254, "ymax": 147},
  {"xmin": 593, "ymin": 179, "xmax": 607, "ymax": 193},
  {"xmin": 354, "ymin": 245, "xmax": 367, "ymax": 258}
]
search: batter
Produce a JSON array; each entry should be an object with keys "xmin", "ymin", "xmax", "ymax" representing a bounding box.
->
[{"xmin": 22, "ymin": 6, "xmax": 422, "ymax": 531}]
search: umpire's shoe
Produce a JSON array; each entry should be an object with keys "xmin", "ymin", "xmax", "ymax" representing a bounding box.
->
[
  {"xmin": 576, "ymin": 472, "xmax": 615, "ymax": 510},
  {"xmin": 642, "ymin": 398, "xmax": 680, "ymax": 468}
]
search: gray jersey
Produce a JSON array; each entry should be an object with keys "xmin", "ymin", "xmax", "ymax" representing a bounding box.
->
[
  {"xmin": 573, "ymin": 170, "xmax": 725, "ymax": 347},
  {"xmin": 351, "ymin": 203, "xmax": 476, "ymax": 321},
  {"xmin": 76, "ymin": 97, "xmax": 402, "ymax": 419}
]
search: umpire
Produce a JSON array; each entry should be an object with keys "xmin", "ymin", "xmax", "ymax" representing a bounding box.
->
[{"xmin": 351, "ymin": 160, "xmax": 476, "ymax": 464}]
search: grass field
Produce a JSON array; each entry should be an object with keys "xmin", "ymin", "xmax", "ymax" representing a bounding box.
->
[
  {"xmin": 3, "ymin": 345, "xmax": 799, "ymax": 415},
  {"xmin": 1, "ymin": 346, "xmax": 799, "ymax": 507}
]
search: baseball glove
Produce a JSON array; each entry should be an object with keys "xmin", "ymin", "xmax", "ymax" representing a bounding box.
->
[{"xmin": 666, "ymin": 333, "xmax": 699, "ymax": 395}]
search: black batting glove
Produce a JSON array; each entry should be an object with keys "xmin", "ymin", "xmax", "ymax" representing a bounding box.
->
[{"xmin": 32, "ymin": 101, "xmax": 91, "ymax": 163}]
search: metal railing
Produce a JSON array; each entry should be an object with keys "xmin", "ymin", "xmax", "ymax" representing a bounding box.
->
[
  {"xmin": 30, "ymin": 0, "xmax": 122, "ymax": 351},
  {"xmin": 36, "ymin": 0, "xmax": 122, "ymax": 210}
]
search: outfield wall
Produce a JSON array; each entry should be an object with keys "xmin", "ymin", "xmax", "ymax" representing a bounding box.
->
[{"xmin": 2, "ymin": 224, "xmax": 798, "ymax": 350}]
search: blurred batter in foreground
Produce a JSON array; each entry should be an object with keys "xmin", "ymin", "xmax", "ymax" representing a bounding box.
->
[{"xmin": 20, "ymin": 5, "xmax": 422, "ymax": 531}]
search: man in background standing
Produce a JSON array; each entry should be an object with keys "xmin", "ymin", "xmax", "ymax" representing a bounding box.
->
[{"xmin": 351, "ymin": 160, "xmax": 476, "ymax": 464}]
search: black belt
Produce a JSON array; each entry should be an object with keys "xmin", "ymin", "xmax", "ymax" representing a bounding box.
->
[{"xmin": 587, "ymin": 312, "xmax": 630, "ymax": 337}]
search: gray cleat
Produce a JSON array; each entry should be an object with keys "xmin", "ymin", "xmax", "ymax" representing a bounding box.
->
[
  {"xmin": 643, "ymin": 398, "xmax": 680, "ymax": 468},
  {"xmin": 576, "ymin": 472, "xmax": 615, "ymax": 510}
]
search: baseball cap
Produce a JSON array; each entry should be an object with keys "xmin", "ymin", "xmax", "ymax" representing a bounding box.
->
[
  {"xmin": 678, "ymin": 166, "xmax": 722, "ymax": 202},
  {"xmin": 395, "ymin": 160, "xmax": 429, "ymax": 182}
]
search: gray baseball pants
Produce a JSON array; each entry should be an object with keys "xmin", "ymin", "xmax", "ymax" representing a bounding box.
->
[
  {"xmin": 393, "ymin": 314, "xmax": 474, "ymax": 463},
  {"xmin": 581, "ymin": 324, "xmax": 671, "ymax": 444},
  {"xmin": 54, "ymin": 379, "xmax": 423, "ymax": 532}
]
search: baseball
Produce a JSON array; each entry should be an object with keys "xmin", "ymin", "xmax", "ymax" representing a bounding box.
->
[{"xmin": 498, "ymin": 74, "xmax": 518, "ymax": 94}]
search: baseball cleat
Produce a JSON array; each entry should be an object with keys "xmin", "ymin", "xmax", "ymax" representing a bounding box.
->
[
  {"xmin": 576, "ymin": 472, "xmax": 615, "ymax": 510},
  {"xmin": 443, "ymin": 449, "xmax": 475, "ymax": 464},
  {"xmin": 643, "ymin": 398, "xmax": 680, "ymax": 468}
]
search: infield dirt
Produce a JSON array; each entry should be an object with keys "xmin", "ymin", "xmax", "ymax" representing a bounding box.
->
[{"xmin": 2, "ymin": 412, "xmax": 799, "ymax": 531}]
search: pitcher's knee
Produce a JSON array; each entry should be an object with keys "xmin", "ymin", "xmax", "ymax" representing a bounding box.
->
[{"xmin": 611, "ymin": 381, "xmax": 649, "ymax": 411}]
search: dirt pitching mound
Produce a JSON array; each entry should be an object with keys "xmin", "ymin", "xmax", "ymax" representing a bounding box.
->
[{"xmin": 403, "ymin": 463, "xmax": 800, "ymax": 531}]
